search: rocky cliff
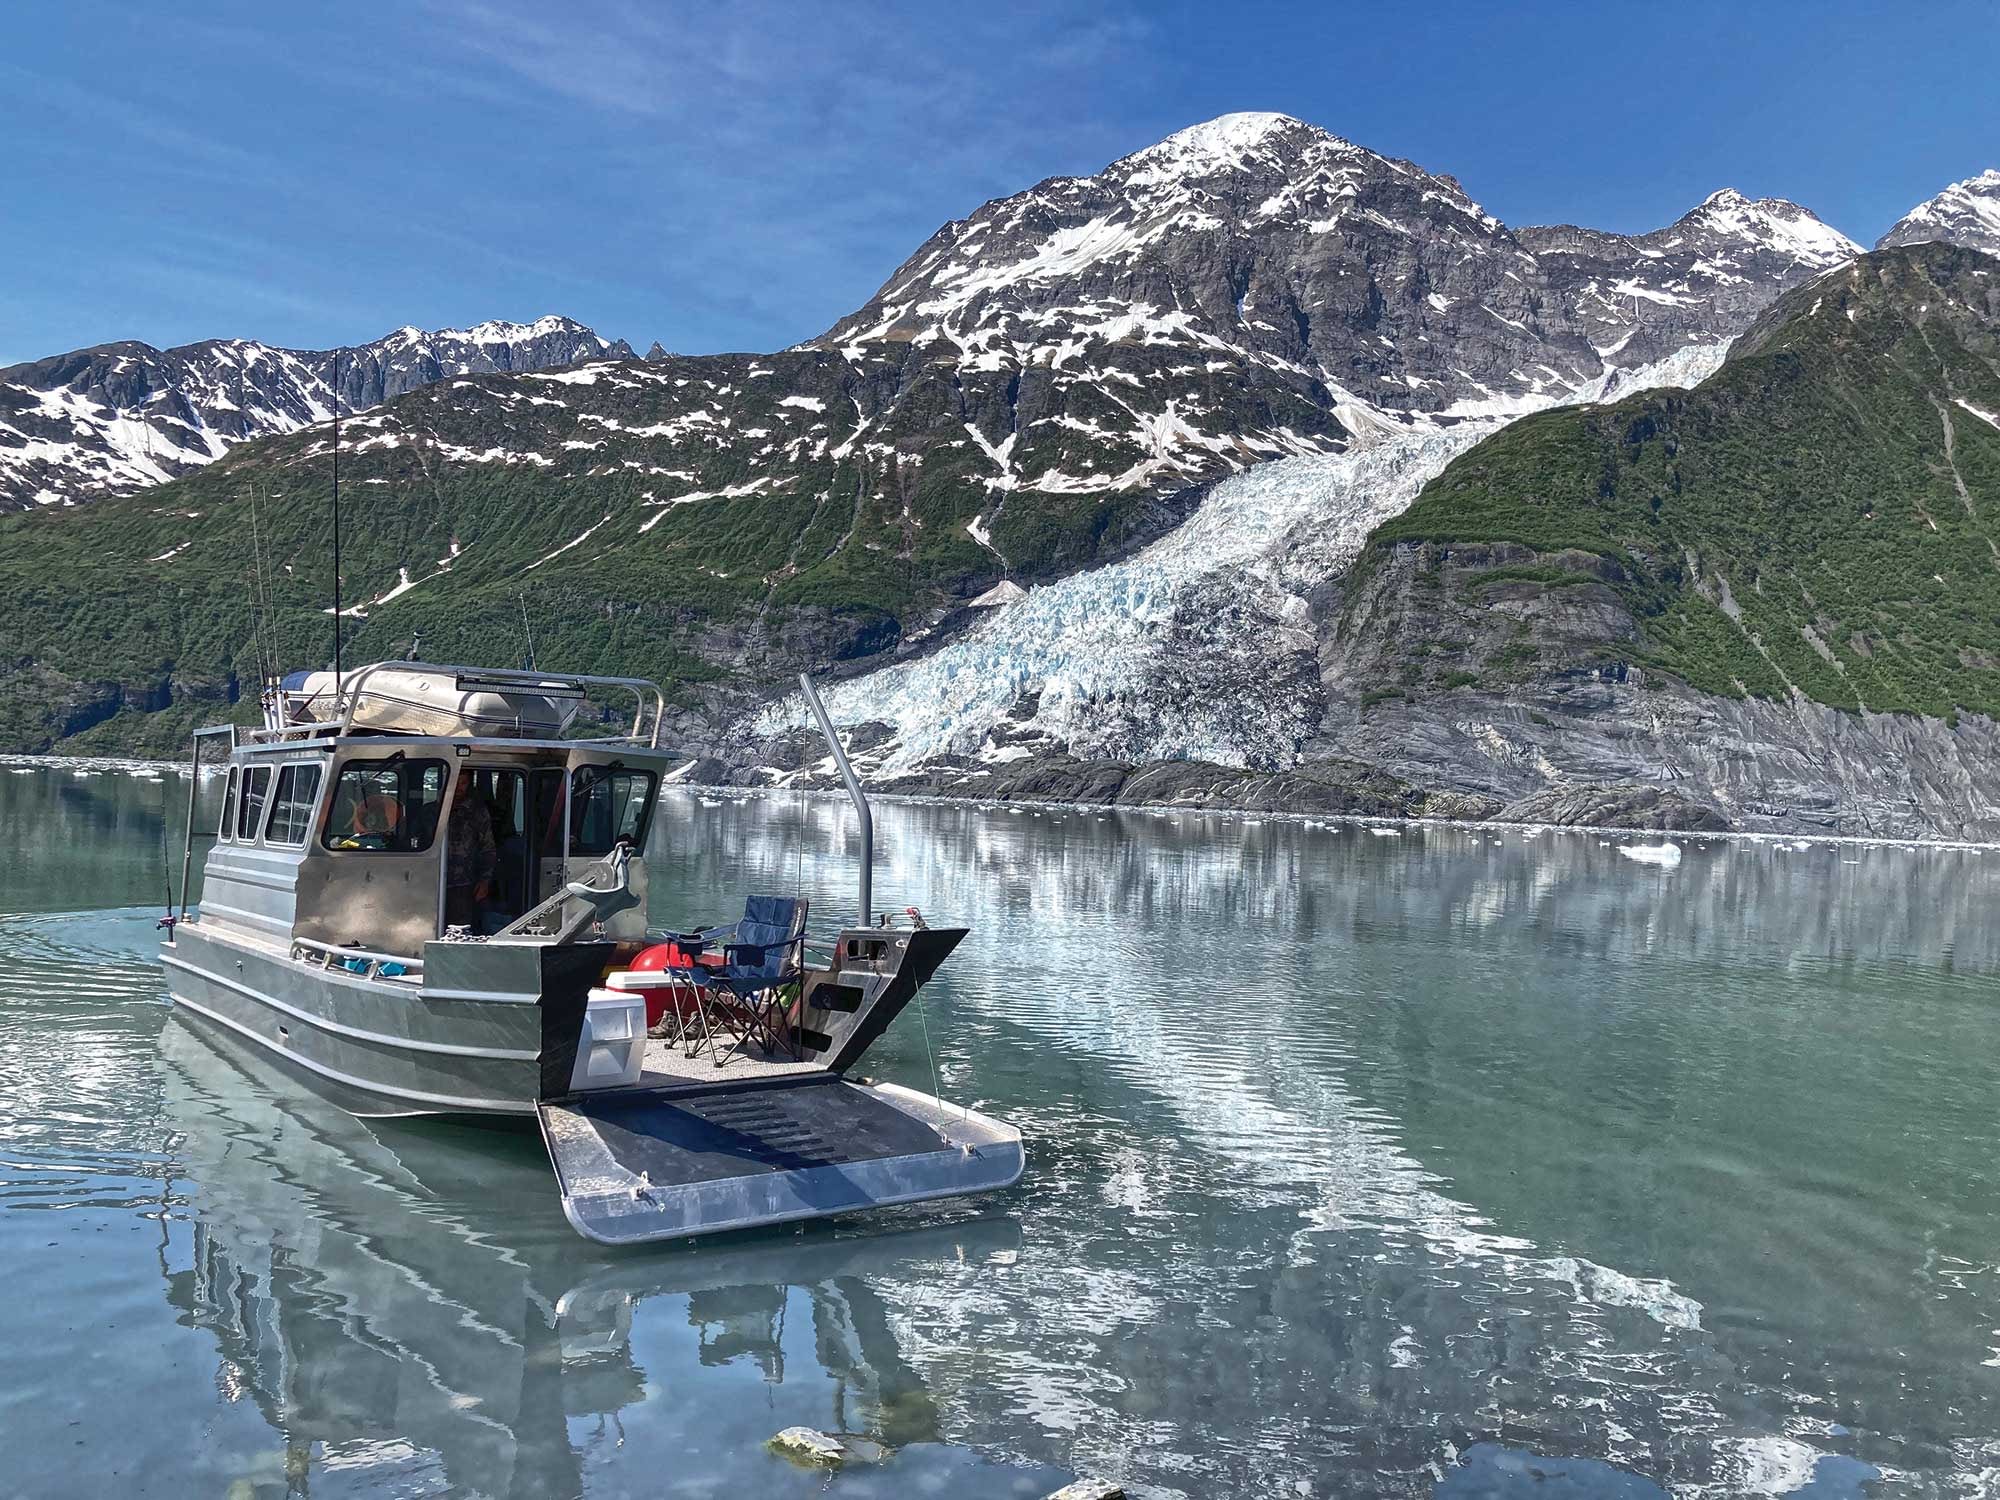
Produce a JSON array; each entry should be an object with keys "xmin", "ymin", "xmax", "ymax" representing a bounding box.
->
[{"xmin": 1309, "ymin": 243, "xmax": 2000, "ymax": 838}]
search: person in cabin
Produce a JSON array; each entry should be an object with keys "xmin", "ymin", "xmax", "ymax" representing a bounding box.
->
[{"xmin": 445, "ymin": 769, "xmax": 498, "ymax": 930}]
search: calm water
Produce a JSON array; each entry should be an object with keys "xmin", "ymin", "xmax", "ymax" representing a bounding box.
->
[{"xmin": 5, "ymin": 765, "xmax": 2000, "ymax": 1498}]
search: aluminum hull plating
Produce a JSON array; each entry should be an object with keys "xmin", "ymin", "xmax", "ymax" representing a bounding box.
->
[{"xmin": 163, "ymin": 925, "xmax": 544, "ymax": 1118}]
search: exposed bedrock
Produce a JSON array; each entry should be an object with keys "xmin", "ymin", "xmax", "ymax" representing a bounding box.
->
[{"xmin": 1314, "ymin": 539, "xmax": 2000, "ymax": 840}]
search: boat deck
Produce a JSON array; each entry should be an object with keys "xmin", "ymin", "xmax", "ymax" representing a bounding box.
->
[
  {"xmin": 540, "ymin": 1075, "xmax": 1026, "ymax": 1244},
  {"xmin": 638, "ymin": 1036, "xmax": 824, "ymax": 1089}
]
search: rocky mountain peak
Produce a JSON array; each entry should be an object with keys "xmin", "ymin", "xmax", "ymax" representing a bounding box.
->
[
  {"xmin": 1878, "ymin": 168, "xmax": 2000, "ymax": 255},
  {"xmin": 1131, "ymin": 109, "xmax": 1311, "ymax": 156},
  {"xmin": 1109, "ymin": 111, "xmax": 1355, "ymax": 186},
  {"xmin": 1095, "ymin": 110, "xmax": 1493, "ymax": 231},
  {"xmin": 430, "ymin": 314, "xmax": 598, "ymax": 346},
  {"xmin": 1670, "ymin": 188, "xmax": 1860, "ymax": 264},
  {"xmin": 816, "ymin": 114, "xmax": 1840, "ymax": 440},
  {"xmin": 0, "ymin": 316, "xmax": 631, "ymax": 509}
]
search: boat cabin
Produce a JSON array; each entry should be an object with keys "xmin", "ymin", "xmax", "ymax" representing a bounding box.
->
[{"xmin": 194, "ymin": 664, "xmax": 669, "ymax": 958}]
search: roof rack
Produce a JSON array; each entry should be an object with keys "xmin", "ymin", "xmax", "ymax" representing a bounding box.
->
[{"xmin": 241, "ymin": 661, "xmax": 669, "ymax": 748}]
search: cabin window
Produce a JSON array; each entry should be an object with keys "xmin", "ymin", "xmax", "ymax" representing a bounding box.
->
[
  {"xmin": 264, "ymin": 763, "xmax": 325, "ymax": 847},
  {"xmin": 569, "ymin": 767, "xmax": 657, "ymax": 856},
  {"xmin": 236, "ymin": 765, "xmax": 273, "ymax": 841},
  {"xmin": 218, "ymin": 767, "xmax": 240, "ymax": 842},
  {"xmin": 321, "ymin": 759, "xmax": 448, "ymax": 852}
]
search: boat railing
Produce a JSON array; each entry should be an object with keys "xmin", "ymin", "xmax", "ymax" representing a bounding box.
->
[
  {"xmin": 292, "ymin": 937, "xmax": 424, "ymax": 982},
  {"xmin": 339, "ymin": 661, "xmax": 667, "ymax": 747},
  {"xmin": 257, "ymin": 718, "xmax": 347, "ymax": 744},
  {"xmin": 239, "ymin": 661, "xmax": 670, "ymax": 748},
  {"xmin": 492, "ymin": 846, "xmax": 638, "ymax": 944}
]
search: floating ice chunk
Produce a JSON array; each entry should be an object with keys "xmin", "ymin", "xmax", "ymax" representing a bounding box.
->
[
  {"xmin": 1619, "ymin": 840, "xmax": 1682, "ymax": 866},
  {"xmin": 1549, "ymin": 1254, "xmax": 1703, "ymax": 1331}
]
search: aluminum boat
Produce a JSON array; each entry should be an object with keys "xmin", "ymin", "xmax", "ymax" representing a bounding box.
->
[{"xmin": 159, "ymin": 661, "xmax": 1023, "ymax": 1244}]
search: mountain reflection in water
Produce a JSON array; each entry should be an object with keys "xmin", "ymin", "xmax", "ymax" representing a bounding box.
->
[{"xmin": 152, "ymin": 1015, "xmax": 1049, "ymax": 1499}]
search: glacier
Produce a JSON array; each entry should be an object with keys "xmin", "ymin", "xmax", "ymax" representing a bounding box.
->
[{"xmin": 787, "ymin": 341, "xmax": 1729, "ymax": 771}]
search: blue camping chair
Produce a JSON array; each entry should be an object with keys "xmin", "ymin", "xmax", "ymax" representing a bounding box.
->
[{"xmin": 665, "ymin": 895, "xmax": 809, "ymax": 1065}]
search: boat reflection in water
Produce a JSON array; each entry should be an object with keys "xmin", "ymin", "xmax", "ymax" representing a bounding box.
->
[{"xmin": 154, "ymin": 1013, "xmax": 1046, "ymax": 1498}]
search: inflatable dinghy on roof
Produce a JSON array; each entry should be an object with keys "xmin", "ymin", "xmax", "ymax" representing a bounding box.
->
[{"xmin": 283, "ymin": 665, "xmax": 586, "ymax": 739}]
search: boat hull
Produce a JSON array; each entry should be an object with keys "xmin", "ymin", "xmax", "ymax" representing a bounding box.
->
[
  {"xmin": 161, "ymin": 923, "xmax": 1027, "ymax": 1244},
  {"xmin": 162, "ymin": 925, "xmax": 548, "ymax": 1118}
]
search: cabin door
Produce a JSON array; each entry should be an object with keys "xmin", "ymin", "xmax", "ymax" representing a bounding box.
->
[
  {"xmin": 531, "ymin": 752, "xmax": 659, "ymax": 939},
  {"xmin": 450, "ymin": 765, "xmax": 536, "ymax": 933},
  {"xmin": 529, "ymin": 766, "xmax": 568, "ymax": 908}
]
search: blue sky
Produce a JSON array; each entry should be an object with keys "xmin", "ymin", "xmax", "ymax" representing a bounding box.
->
[{"xmin": 4, "ymin": 0, "xmax": 1995, "ymax": 366}]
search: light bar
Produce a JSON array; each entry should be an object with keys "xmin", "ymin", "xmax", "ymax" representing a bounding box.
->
[{"xmin": 454, "ymin": 673, "xmax": 587, "ymax": 700}]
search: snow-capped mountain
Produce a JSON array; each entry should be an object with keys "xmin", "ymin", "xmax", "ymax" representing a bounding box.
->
[
  {"xmin": 0, "ymin": 112, "xmax": 1885, "ymax": 779},
  {"xmin": 813, "ymin": 113, "xmax": 1855, "ymax": 430},
  {"xmin": 765, "ymin": 115, "xmax": 1858, "ymax": 767},
  {"xmin": 0, "ymin": 316, "xmax": 633, "ymax": 510},
  {"xmin": 1521, "ymin": 188, "xmax": 1862, "ymax": 372},
  {"xmin": 1877, "ymin": 168, "xmax": 2000, "ymax": 256}
]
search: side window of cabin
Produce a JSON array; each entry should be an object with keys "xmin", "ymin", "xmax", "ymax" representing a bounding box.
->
[
  {"xmin": 265, "ymin": 763, "xmax": 325, "ymax": 847},
  {"xmin": 321, "ymin": 760, "xmax": 448, "ymax": 852},
  {"xmin": 218, "ymin": 767, "xmax": 240, "ymax": 842},
  {"xmin": 569, "ymin": 768, "xmax": 657, "ymax": 856},
  {"xmin": 236, "ymin": 765, "xmax": 273, "ymax": 841}
]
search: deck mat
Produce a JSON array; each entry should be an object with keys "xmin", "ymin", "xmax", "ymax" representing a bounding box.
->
[{"xmin": 547, "ymin": 1076, "xmax": 948, "ymax": 1190}]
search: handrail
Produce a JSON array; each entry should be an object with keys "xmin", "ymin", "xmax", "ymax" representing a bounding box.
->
[
  {"xmin": 799, "ymin": 673, "xmax": 873, "ymax": 928},
  {"xmin": 332, "ymin": 660, "xmax": 667, "ymax": 746},
  {"xmin": 293, "ymin": 936, "xmax": 426, "ymax": 973},
  {"xmin": 496, "ymin": 846, "xmax": 637, "ymax": 943},
  {"xmin": 292, "ymin": 936, "xmax": 422, "ymax": 980},
  {"xmin": 175, "ymin": 724, "xmax": 242, "ymax": 925}
]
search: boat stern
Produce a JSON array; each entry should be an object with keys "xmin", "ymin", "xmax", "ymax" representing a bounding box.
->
[{"xmin": 538, "ymin": 1075, "xmax": 1024, "ymax": 1245}]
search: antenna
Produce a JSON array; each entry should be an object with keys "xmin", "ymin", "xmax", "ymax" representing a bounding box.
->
[
  {"xmin": 246, "ymin": 482, "xmax": 276, "ymax": 726},
  {"xmin": 330, "ymin": 348, "xmax": 344, "ymax": 684},
  {"xmin": 518, "ymin": 593, "xmax": 536, "ymax": 671},
  {"xmin": 260, "ymin": 481, "xmax": 281, "ymax": 685}
]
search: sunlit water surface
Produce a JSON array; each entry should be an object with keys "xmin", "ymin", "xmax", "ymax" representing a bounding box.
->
[{"xmin": 4, "ymin": 763, "xmax": 2000, "ymax": 1498}]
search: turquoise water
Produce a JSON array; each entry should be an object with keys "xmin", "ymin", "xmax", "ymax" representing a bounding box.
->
[{"xmin": 5, "ymin": 764, "xmax": 2000, "ymax": 1497}]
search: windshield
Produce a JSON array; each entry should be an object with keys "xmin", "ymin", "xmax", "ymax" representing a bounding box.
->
[{"xmin": 321, "ymin": 759, "xmax": 448, "ymax": 852}]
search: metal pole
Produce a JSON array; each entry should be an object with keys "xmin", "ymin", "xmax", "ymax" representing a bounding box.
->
[
  {"xmin": 176, "ymin": 734, "xmax": 201, "ymax": 925},
  {"xmin": 330, "ymin": 348, "xmax": 343, "ymax": 685},
  {"xmin": 798, "ymin": 673, "xmax": 871, "ymax": 927}
]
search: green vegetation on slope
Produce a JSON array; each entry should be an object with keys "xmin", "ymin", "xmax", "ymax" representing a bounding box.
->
[
  {"xmin": 0, "ymin": 339, "xmax": 1340, "ymax": 752},
  {"xmin": 1358, "ymin": 243, "xmax": 2000, "ymax": 718}
]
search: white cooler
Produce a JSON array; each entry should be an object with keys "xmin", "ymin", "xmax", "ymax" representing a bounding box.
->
[{"xmin": 568, "ymin": 989, "xmax": 646, "ymax": 1092}]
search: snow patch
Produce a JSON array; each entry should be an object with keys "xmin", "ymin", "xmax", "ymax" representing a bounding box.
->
[{"xmin": 524, "ymin": 514, "xmax": 611, "ymax": 570}]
